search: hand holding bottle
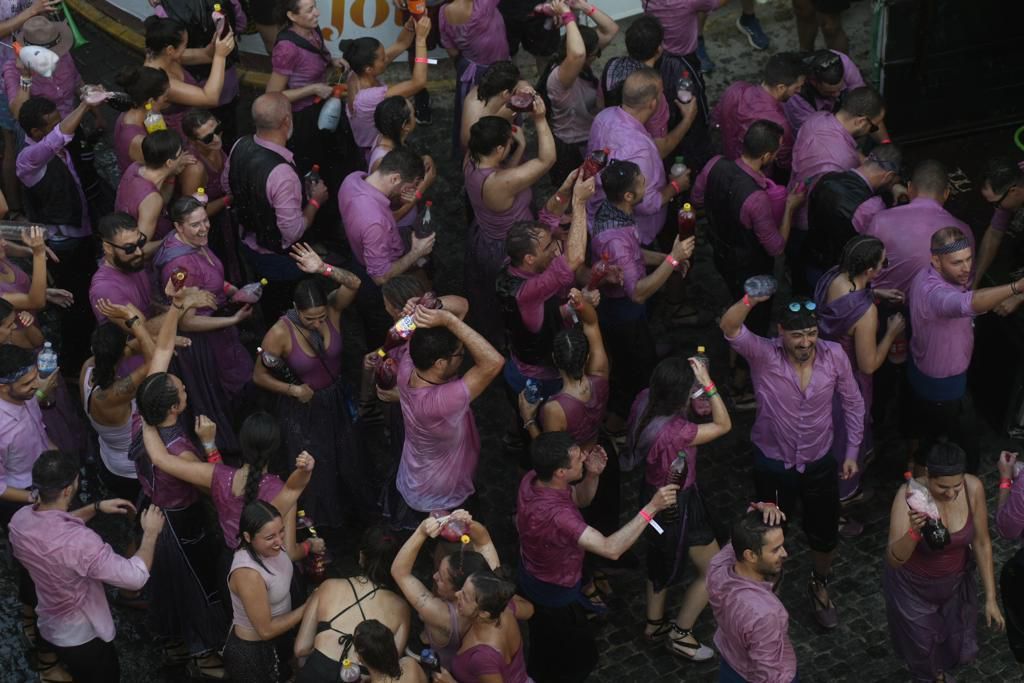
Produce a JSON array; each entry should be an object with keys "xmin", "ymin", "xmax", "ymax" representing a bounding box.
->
[
  {"xmin": 649, "ymin": 484, "xmax": 680, "ymax": 513},
  {"xmin": 670, "ymin": 235, "xmax": 695, "ymax": 264},
  {"xmin": 194, "ymin": 415, "xmax": 217, "ymax": 445}
]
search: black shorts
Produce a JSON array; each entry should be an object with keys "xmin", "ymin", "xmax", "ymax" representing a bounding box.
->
[
  {"xmin": 501, "ymin": 11, "xmax": 560, "ymax": 57},
  {"xmin": 753, "ymin": 448, "xmax": 839, "ymax": 554},
  {"xmin": 812, "ymin": 0, "xmax": 850, "ymax": 14}
]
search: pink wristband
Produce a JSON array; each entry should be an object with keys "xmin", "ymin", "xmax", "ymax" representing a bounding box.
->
[
  {"xmin": 561, "ymin": 11, "xmax": 576, "ymax": 23},
  {"xmin": 415, "ymin": 57, "xmax": 429, "ymax": 64},
  {"xmin": 309, "ymin": 198, "xmax": 321, "ymax": 210},
  {"xmin": 670, "ymin": 180, "xmax": 682, "ymax": 194},
  {"xmin": 742, "ymin": 294, "xmax": 752, "ymax": 307},
  {"xmin": 586, "ymin": 5, "xmax": 596, "ymax": 15},
  {"xmin": 639, "ymin": 509, "xmax": 653, "ymax": 523}
]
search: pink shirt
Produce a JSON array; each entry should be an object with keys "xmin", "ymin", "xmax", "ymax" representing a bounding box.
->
[
  {"xmin": 590, "ymin": 215, "xmax": 644, "ymax": 300},
  {"xmin": 115, "ymin": 162, "xmax": 173, "ymax": 240},
  {"xmin": 348, "ymin": 84, "xmax": 388, "ymax": 155},
  {"xmin": 113, "ymin": 113, "xmax": 146, "ymax": 174},
  {"xmin": 515, "ymin": 471, "xmax": 588, "ymax": 587},
  {"xmin": 271, "ymin": 28, "xmax": 330, "ymax": 112},
  {"xmin": 546, "ymin": 66, "xmax": 597, "ymax": 144},
  {"xmin": 692, "ymin": 155, "xmax": 785, "ymax": 257},
  {"xmin": 0, "ymin": 397, "xmax": 50, "ymax": 496},
  {"xmin": 713, "ymin": 81, "xmax": 793, "ymax": 169},
  {"xmin": 643, "ymin": 0, "xmax": 718, "ymax": 56},
  {"xmin": 396, "ymin": 351, "xmax": 479, "ymax": 512},
  {"xmin": 211, "ymin": 464, "xmax": 285, "ymax": 549},
  {"xmin": 783, "ymin": 50, "xmax": 865, "ymax": 133},
  {"xmin": 439, "ymin": 0, "xmax": 510, "ymax": 66},
  {"xmin": 908, "ymin": 267, "xmax": 975, "ymax": 379},
  {"xmin": 2, "ymin": 54, "xmax": 80, "ymax": 117},
  {"xmin": 789, "ymin": 111, "xmax": 861, "ymax": 229},
  {"xmin": 707, "ymin": 544, "xmax": 797, "ymax": 683},
  {"xmin": 339, "ymin": 171, "xmax": 406, "ymax": 279},
  {"xmin": 9, "ymin": 507, "xmax": 149, "ymax": 647}
]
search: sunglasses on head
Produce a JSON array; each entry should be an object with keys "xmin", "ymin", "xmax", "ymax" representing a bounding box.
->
[
  {"xmin": 104, "ymin": 234, "xmax": 148, "ymax": 255},
  {"xmin": 787, "ymin": 301, "xmax": 817, "ymax": 313},
  {"xmin": 197, "ymin": 123, "xmax": 224, "ymax": 144}
]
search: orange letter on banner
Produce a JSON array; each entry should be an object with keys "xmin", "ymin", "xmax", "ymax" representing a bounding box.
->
[
  {"xmin": 350, "ymin": 0, "xmax": 390, "ymax": 28},
  {"xmin": 330, "ymin": 0, "xmax": 345, "ymax": 36}
]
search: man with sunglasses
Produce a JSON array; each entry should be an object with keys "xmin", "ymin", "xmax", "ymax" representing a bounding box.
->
[
  {"xmin": 720, "ymin": 293, "xmax": 864, "ymax": 630},
  {"xmin": 974, "ymin": 156, "xmax": 1024, "ymax": 296}
]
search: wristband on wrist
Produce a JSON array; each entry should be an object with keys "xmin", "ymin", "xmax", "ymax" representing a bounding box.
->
[
  {"xmin": 203, "ymin": 441, "xmax": 217, "ymax": 452},
  {"xmin": 223, "ymin": 195, "xmax": 232, "ymax": 208},
  {"xmin": 586, "ymin": 4, "xmax": 596, "ymax": 14},
  {"xmin": 639, "ymin": 508, "xmax": 665, "ymax": 534},
  {"xmin": 302, "ymin": 540, "xmax": 312, "ymax": 557},
  {"xmin": 742, "ymin": 294, "xmax": 752, "ymax": 307},
  {"xmin": 908, "ymin": 528, "xmax": 922, "ymax": 541},
  {"xmin": 94, "ymin": 500, "xmax": 102, "ymax": 514},
  {"xmin": 638, "ymin": 509, "xmax": 652, "ymax": 522},
  {"xmin": 309, "ymin": 198, "xmax": 321, "ymax": 210},
  {"xmin": 670, "ymin": 179, "xmax": 682, "ymax": 194},
  {"xmin": 321, "ymin": 264, "xmax": 334, "ymax": 277},
  {"xmin": 665, "ymin": 254, "xmax": 680, "ymax": 269},
  {"xmin": 1012, "ymin": 281, "xmax": 1020, "ymax": 296},
  {"xmin": 1001, "ymin": 478, "xmax": 1013, "ymax": 490},
  {"xmin": 561, "ymin": 11, "xmax": 576, "ymax": 23},
  {"xmin": 34, "ymin": 389, "xmax": 46, "ymax": 401},
  {"xmin": 19, "ymin": 76, "xmax": 32, "ymax": 89},
  {"xmin": 28, "ymin": 489, "xmax": 38, "ymax": 503},
  {"xmin": 523, "ymin": 418, "xmax": 537, "ymax": 429},
  {"xmin": 414, "ymin": 57, "xmax": 429, "ymax": 64},
  {"xmin": 703, "ymin": 383, "xmax": 715, "ymax": 393},
  {"xmin": 222, "ymin": 282, "xmax": 233, "ymax": 294}
]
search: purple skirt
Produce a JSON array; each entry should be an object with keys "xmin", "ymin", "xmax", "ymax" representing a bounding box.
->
[
  {"xmin": 882, "ymin": 562, "xmax": 978, "ymax": 682},
  {"xmin": 43, "ymin": 378, "xmax": 94, "ymax": 459}
]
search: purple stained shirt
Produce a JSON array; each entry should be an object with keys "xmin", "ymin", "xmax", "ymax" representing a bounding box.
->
[
  {"xmin": 908, "ymin": 266, "xmax": 975, "ymax": 379},
  {"xmin": 131, "ymin": 415, "xmax": 201, "ymax": 509},
  {"xmin": 464, "ymin": 159, "xmax": 534, "ymax": 241},
  {"xmin": 861, "ymin": 197, "xmax": 973, "ymax": 295},
  {"xmin": 997, "ymin": 475, "xmax": 1024, "ymax": 540},
  {"xmin": 516, "ymin": 470, "xmax": 589, "ymax": 587},
  {"xmin": 2, "ymin": 54, "xmax": 79, "ymax": 117},
  {"xmin": 707, "ymin": 543, "xmax": 797, "ymax": 683},
  {"xmin": 439, "ymin": 0, "xmax": 510, "ymax": 67},
  {"xmin": 339, "ymin": 171, "xmax": 406, "ymax": 279},
  {"xmin": 643, "ymin": 0, "xmax": 718, "ymax": 56},
  {"xmin": 16, "ymin": 125, "xmax": 91, "ymax": 239},
  {"xmin": 713, "ymin": 81, "xmax": 793, "ymax": 169},
  {"xmin": 591, "ymin": 222, "xmax": 644, "ymax": 300},
  {"xmin": 211, "ymin": 463, "xmax": 285, "ymax": 549},
  {"xmin": 789, "ymin": 111, "xmax": 861, "ymax": 229},
  {"xmin": 692, "ymin": 155, "xmax": 785, "ymax": 257},
  {"xmin": 368, "ymin": 142, "xmax": 417, "ymax": 230},
  {"xmin": 0, "ymin": 397, "xmax": 49, "ymax": 496},
  {"xmin": 156, "ymin": 232, "xmax": 227, "ymax": 310},
  {"xmin": 113, "ymin": 113, "xmax": 146, "ymax": 174},
  {"xmin": 395, "ymin": 351, "xmax": 479, "ymax": 512},
  {"xmin": 9, "ymin": 507, "xmax": 149, "ymax": 648},
  {"xmin": 508, "ymin": 255, "xmax": 573, "ymax": 381},
  {"xmin": 115, "ymin": 162, "xmax": 173, "ymax": 239},
  {"xmin": 547, "ymin": 65, "xmax": 598, "ymax": 145},
  {"xmin": 727, "ymin": 325, "xmax": 864, "ymax": 468},
  {"xmin": 783, "ymin": 50, "xmax": 865, "ymax": 133},
  {"xmin": 89, "ymin": 263, "xmax": 153, "ymax": 323},
  {"xmin": 270, "ymin": 28, "xmax": 330, "ymax": 112},
  {"xmin": 587, "ymin": 106, "xmax": 666, "ymax": 245},
  {"xmin": 348, "ymin": 84, "xmax": 388, "ymax": 156}
]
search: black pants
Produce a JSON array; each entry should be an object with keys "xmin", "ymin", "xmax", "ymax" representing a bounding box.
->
[
  {"xmin": 53, "ymin": 638, "xmax": 120, "ymax": 683},
  {"xmin": 48, "ymin": 236, "xmax": 98, "ymax": 372},
  {"xmin": 526, "ymin": 601, "xmax": 598, "ymax": 683},
  {"xmin": 909, "ymin": 388, "xmax": 979, "ymax": 474},
  {"xmin": 1002, "ymin": 551, "xmax": 1024, "ymax": 663},
  {"xmin": 598, "ymin": 312, "xmax": 656, "ymax": 419},
  {"xmin": 549, "ymin": 134, "xmax": 584, "ymax": 188},
  {"xmin": 753, "ymin": 450, "xmax": 839, "ymax": 554}
]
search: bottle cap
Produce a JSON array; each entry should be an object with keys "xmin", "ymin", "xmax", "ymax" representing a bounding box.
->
[
  {"xmin": 377, "ymin": 348, "xmax": 386, "ymax": 357},
  {"xmin": 682, "ymin": 70, "xmax": 690, "ymax": 78},
  {"xmin": 259, "ymin": 278, "xmax": 268, "ymax": 286},
  {"xmin": 683, "ymin": 202, "xmax": 692, "ymax": 211},
  {"xmin": 214, "ymin": 3, "xmax": 221, "ymax": 10},
  {"xmin": 674, "ymin": 156, "xmax": 683, "ymax": 162},
  {"xmin": 459, "ymin": 534, "xmax": 471, "ymax": 544},
  {"xmin": 426, "ymin": 200, "xmax": 433, "ymax": 207},
  {"xmin": 342, "ymin": 659, "xmax": 351, "ymax": 667},
  {"xmin": 697, "ymin": 345, "xmax": 705, "ymax": 353},
  {"xmin": 298, "ymin": 509, "xmax": 306, "ymax": 516},
  {"xmin": 311, "ymin": 164, "xmax": 320, "ymax": 172},
  {"xmin": 145, "ymin": 102, "xmax": 153, "ymax": 111},
  {"xmin": 197, "ymin": 187, "xmax": 205, "ymax": 195}
]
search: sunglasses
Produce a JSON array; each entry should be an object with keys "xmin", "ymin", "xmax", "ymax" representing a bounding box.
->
[
  {"xmin": 197, "ymin": 123, "xmax": 224, "ymax": 144},
  {"xmin": 104, "ymin": 234, "xmax": 148, "ymax": 255},
  {"xmin": 787, "ymin": 301, "xmax": 817, "ymax": 313},
  {"xmin": 990, "ymin": 184, "xmax": 1016, "ymax": 209}
]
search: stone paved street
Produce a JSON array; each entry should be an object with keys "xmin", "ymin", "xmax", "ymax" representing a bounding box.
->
[{"xmin": 0, "ymin": 2, "xmax": 1022, "ymax": 681}]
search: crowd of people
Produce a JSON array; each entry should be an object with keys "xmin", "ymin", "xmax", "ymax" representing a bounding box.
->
[{"xmin": 0, "ymin": 0, "xmax": 1022, "ymax": 681}]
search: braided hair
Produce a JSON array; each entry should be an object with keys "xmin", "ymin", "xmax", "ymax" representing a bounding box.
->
[
  {"xmin": 838, "ymin": 235, "xmax": 885, "ymax": 284},
  {"xmin": 551, "ymin": 327, "xmax": 589, "ymax": 381},
  {"xmin": 239, "ymin": 411, "xmax": 281, "ymax": 507},
  {"xmin": 374, "ymin": 96, "xmax": 412, "ymax": 146},
  {"xmin": 90, "ymin": 323, "xmax": 129, "ymax": 390},
  {"xmin": 634, "ymin": 357, "xmax": 693, "ymax": 444},
  {"xmin": 136, "ymin": 373, "xmax": 181, "ymax": 425}
]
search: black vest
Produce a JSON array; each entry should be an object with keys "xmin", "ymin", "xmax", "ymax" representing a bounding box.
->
[
  {"xmin": 805, "ymin": 170, "xmax": 875, "ymax": 270},
  {"xmin": 495, "ymin": 268, "xmax": 564, "ymax": 368},
  {"xmin": 704, "ymin": 158, "xmax": 769, "ymax": 279},
  {"xmin": 228, "ymin": 136, "xmax": 303, "ymax": 254},
  {"xmin": 23, "ymin": 154, "xmax": 82, "ymax": 228}
]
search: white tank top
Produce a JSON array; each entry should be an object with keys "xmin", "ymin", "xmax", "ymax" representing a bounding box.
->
[{"xmin": 82, "ymin": 366, "xmax": 137, "ymax": 480}]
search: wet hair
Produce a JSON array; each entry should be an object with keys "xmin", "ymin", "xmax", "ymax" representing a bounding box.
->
[
  {"xmin": 359, "ymin": 525, "xmax": 403, "ymax": 589},
  {"xmin": 18, "ymin": 97, "xmax": 57, "ymax": 136},
  {"xmin": 505, "ymin": 221, "xmax": 548, "ymax": 267},
  {"xmin": 621, "ymin": 68, "xmax": 660, "ymax": 109},
  {"xmin": 865, "ymin": 143, "xmax": 903, "ymax": 176},
  {"xmin": 353, "ymin": 620, "xmax": 402, "ymax": 678},
  {"xmin": 742, "ymin": 120, "xmax": 784, "ymax": 158},
  {"xmin": 838, "ymin": 235, "xmax": 885, "ymax": 280},
  {"xmin": 477, "ymin": 62, "xmax": 520, "ymax": 101},
  {"xmin": 239, "ymin": 412, "xmax": 281, "ymax": 507},
  {"xmin": 840, "ymin": 86, "xmax": 884, "ymax": 119},
  {"xmin": 182, "ymin": 108, "xmax": 215, "ymax": 140},
  {"xmin": 381, "ymin": 274, "xmax": 426, "ymax": 311},
  {"xmin": 90, "ymin": 323, "xmax": 130, "ymax": 390},
  {"xmin": 115, "ymin": 65, "xmax": 170, "ymax": 108},
  {"xmin": 931, "ymin": 226, "xmax": 968, "ymax": 253},
  {"xmin": 531, "ymin": 431, "xmax": 575, "ymax": 481},
  {"xmin": 293, "ymin": 278, "xmax": 327, "ymax": 311},
  {"xmin": 925, "ymin": 440, "xmax": 967, "ymax": 477},
  {"xmin": 377, "ymin": 147, "xmax": 425, "ymax": 183},
  {"xmin": 374, "ymin": 96, "xmax": 412, "ymax": 145},
  {"xmin": 551, "ymin": 328, "xmax": 589, "ymax": 381},
  {"xmin": 763, "ymin": 52, "xmax": 805, "ymax": 87},
  {"xmin": 0, "ymin": 344, "xmax": 38, "ymax": 380},
  {"xmin": 136, "ymin": 373, "xmax": 181, "ymax": 425},
  {"xmin": 601, "ymin": 160, "xmax": 642, "ymax": 203},
  {"xmin": 731, "ymin": 510, "xmax": 777, "ymax": 561},
  {"xmin": 804, "ymin": 49, "xmax": 844, "ymax": 86},
  {"xmin": 170, "ymin": 196, "xmax": 206, "ymax": 224},
  {"xmin": 342, "ymin": 36, "xmax": 382, "ymax": 76},
  {"xmin": 778, "ymin": 300, "xmax": 818, "ymax": 332},
  {"xmin": 443, "ymin": 549, "xmax": 490, "ymax": 591},
  {"xmin": 408, "ymin": 326, "xmax": 459, "ymax": 371},
  {"xmin": 634, "ymin": 357, "xmax": 693, "ymax": 444},
  {"xmin": 96, "ymin": 212, "xmax": 137, "ymax": 241},
  {"xmin": 141, "ymin": 129, "xmax": 183, "ymax": 168},
  {"xmin": 467, "ymin": 571, "xmax": 516, "ymax": 622},
  {"xmin": 32, "ymin": 450, "xmax": 79, "ymax": 504},
  {"xmin": 982, "ymin": 156, "xmax": 1024, "ymax": 195},
  {"xmin": 144, "ymin": 15, "xmax": 187, "ymax": 55},
  {"xmin": 468, "ymin": 116, "xmax": 512, "ymax": 164},
  {"xmin": 238, "ymin": 500, "xmax": 282, "ymax": 572},
  {"xmin": 910, "ymin": 160, "xmax": 949, "ymax": 196},
  {"xmin": 624, "ymin": 16, "xmax": 662, "ymax": 61}
]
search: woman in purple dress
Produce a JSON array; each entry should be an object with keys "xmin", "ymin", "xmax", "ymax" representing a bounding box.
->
[
  {"xmin": 884, "ymin": 442, "xmax": 1003, "ymax": 683},
  {"xmin": 813, "ymin": 235, "xmax": 906, "ymax": 518},
  {"xmin": 450, "ymin": 571, "xmax": 533, "ymax": 683},
  {"xmin": 253, "ymin": 250, "xmax": 371, "ymax": 528},
  {"xmin": 153, "ymin": 196, "xmax": 254, "ymax": 454},
  {"xmin": 112, "ymin": 66, "xmax": 170, "ymax": 173},
  {"xmin": 626, "ymin": 355, "xmax": 731, "ymax": 661},
  {"xmin": 115, "ymin": 129, "xmax": 193, "ymax": 243}
]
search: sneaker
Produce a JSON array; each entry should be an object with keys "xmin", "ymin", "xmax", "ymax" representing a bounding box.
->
[
  {"xmin": 415, "ymin": 105, "xmax": 432, "ymax": 126},
  {"xmin": 736, "ymin": 14, "xmax": 771, "ymax": 51},
  {"xmin": 696, "ymin": 36, "xmax": 715, "ymax": 74}
]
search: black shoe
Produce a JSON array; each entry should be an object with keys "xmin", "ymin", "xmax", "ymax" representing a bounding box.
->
[{"xmin": 415, "ymin": 106, "xmax": 432, "ymax": 125}]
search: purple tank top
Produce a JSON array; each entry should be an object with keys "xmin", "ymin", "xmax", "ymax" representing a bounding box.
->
[
  {"xmin": 113, "ymin": 113, "xmax": 146, "ymax": 173},
  {"xmin": 0, "ymin": 258, "xmax": 30, "ymax": 296},
  {"xmin": 550, "ymin": 375, "xmax": 609, "ymax": 447},
  {"xmin": 427, "ymin": 601, "xmax": 463, "ymax": 671},
  {"xmin": 904, "ymin": 491, "xmax": 975, "ymax": 579},
  {"xmin": 463, "ymin": 160, "xmax": 534, "ymax": 241},
  {"xmin": 131, "ymin": 414, "xmax": 201, "ymax": 509},
  {"xmin": 115, "ymin": 162, "xmax": 173, "ymax": 239},
  {"xmin": 210, "ymin": 463, "xmax": 285, "ymax": 549},
  {"xmin": 283, "ymin": 316, "xmax": 342, "ymax": 391},
  {"xmin": 187, "ymin": 142, "xmax": 227, "ymax": 200}
]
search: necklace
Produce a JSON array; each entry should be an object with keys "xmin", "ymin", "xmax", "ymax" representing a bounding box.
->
[{"xmin": 415, "ymin": 372, "xmax": 444, "ymax": 386}]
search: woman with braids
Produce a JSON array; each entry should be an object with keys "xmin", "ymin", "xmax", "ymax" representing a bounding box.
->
[
  {"xmin": 294, "ymin": 526, "xmax": 411, "ymax": 681},
  {"xmin": 351, "ymin": 620, "xmax": 426, "ymax": 683},
  {"xmin": 814, "ymin": 235, "xmax": 906, "ymax": 523},
  {"xmin": 253, "ymin": 251, "xmax": 370, "ymax": 528},
  {"xmin": 128, "ymin": 283, "xmax": 229, "ymax": 678},
  {"xmin": 459, "ymin": 61, "xmax": 525, "ymax": 152},
  {"xmin": 223, "ymin": 499, "xmax": 314, "ymax": 682},
  {"xmin": 111, "ymin": 65, "xmax": 170, "ymax": 172},
  {"xmin": 625, "ymin": 355, "xmax": 731, "ymax": 662},
  {"xmin": 449, "ymin": 570, "xmax": 532, "ymax": 683}
]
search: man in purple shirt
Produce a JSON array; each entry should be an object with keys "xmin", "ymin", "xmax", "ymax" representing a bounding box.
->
[
  {"xmin": 225, "ymin": 93, "xmax": 328, "ymax": 321},
  {"xmin": 339, "ymin": 147, "xmax": 431, "ymax": 347},
  {"xmin": 907, "ymin": 227, "xmax": 1024, "ymax": 473},
  {"xmin": 707, "ymin": 510, "xmax": 797, "ymax": 683},
  {"xmin": 721, "ymin": 293, "xmax": 863, "ymax": 629},
  {"xmin": 713, "ymin": 52, "xmax": 805, "ymax": 171},
  {"xmin": 975, "ymin": 156, "xmax": 1024, "ymax": 298},
  {"xmin": 10, "ymin": 450, "xmax": 164, "ymax": 683},
  {"xmin": 586, "ymin": 68, "xmax": 691, "ymax": 245},
  {"xmin": 517, "ymin": 431, "xmax": 677, "ymax": 682}
]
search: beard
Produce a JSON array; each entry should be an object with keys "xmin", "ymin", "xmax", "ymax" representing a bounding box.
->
[{"xmin": 114, "ymin": 251, "xmax": 145, "ymax": 273}]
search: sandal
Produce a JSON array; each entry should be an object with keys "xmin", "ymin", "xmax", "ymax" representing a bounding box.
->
[
  {"xmin": 808, "ymin": 572, "xmax": 839, "ymax": 630},
  {"xmin": 187, "ymin": 653, "xmax": 227, "ymax": 680},
  {"xmin": 162, "ymin": 640, "xmax": 192, "ymax": 664},
  {"xmin": 36, "ymin": 651, "xmax": 74, "ymax": 682},
  {"xmin": 580, "ymin": 583, "xmax": 609, "ymax": 616},
  {"xmin": 19, "ymin": 609, "xmax": 38, "ymax": 653},
  {"xmin": 643, "ymin": 618, "xmax": 672, "ymax": 640},
  {"xmin": 591, "ymin": 569, "xmax": 613, "ymax": 597},
  {"xmin": 666, "ymin": 624, "xmax": 715, "ymax": 662}
]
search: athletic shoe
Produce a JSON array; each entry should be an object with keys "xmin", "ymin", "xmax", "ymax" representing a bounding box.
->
[{"xmin": 736, "ymin": 14, "xmax": 771, "ymax": 50}]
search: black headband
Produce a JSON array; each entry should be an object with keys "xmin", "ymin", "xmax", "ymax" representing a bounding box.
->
[{"xmin": 931, "ymin": 238, "xmax": 970, "ymax": 255}]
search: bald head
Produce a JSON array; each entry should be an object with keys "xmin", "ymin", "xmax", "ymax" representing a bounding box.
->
[
  {"xmin": 252, "ymin": 93, "xmax": 292, "ymax": 132},
  {"xmin": 622, "ymin": 68, "xmax": 661, "ymax": 110}
]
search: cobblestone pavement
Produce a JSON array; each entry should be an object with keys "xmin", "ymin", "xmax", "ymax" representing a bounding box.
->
[{"xmin": 1, "ymin": 2, "xmax": 1022, "ymax": 682}]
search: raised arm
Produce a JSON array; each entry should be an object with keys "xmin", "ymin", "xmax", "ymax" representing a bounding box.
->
[
  {"xmin": 386, "ymin": 19, "xmax": 430, "ymax": 99},
  {"xmin": 390, "ymin": 517, "xmax": 458, "ymax": 630},
  {"xmin": 690, "ymin": 358, "xmax": 731, "ymax": 445},
  {"xmin": 268, "ymin": 451, "xmax": 315, "ymax": 517},
  {"xmin": 1, "ymin": 226, "xmax": 46, "ymax": 311},
  {"xmin": 150, "ymin": 285, "xmax": 216, "ymax": 375},
  {"xmin": 720, "ymin": 294, "xmax": 767, "ymax": 338},
  {"xmin": 93, "ymin": 300, "xmax": 158, "ymax": 407},
  {"xmin": 163, "ymin": 33, "xmax": 234, "ymax": 107},
  {"xmin": 290, "ymin": 242, "xmax": 362, "ymax": 312},
  {"xmin": 565, "ymin": 175, "xmax": 595, "ymax": 271},
  {"xmin": 412, "ymin": 307, "xmax": 503, "ymax": 400},
  {"xmin": 484, "ymin": 99, "xmax": 556, "ymax": 198},
  {"xmin": 142, "ymin": 422, "xmax": 215, "ymax": 490},
  {"xmin": 570, "ymin": 0, "xmax": 618, "ymax": 48},
  {"xmin": 567, "ymin": 288, "xmax": 608, "ymax": 377},
  {"xmin": 578, "ymin": 484, "xmax": 677, "ymax": 559},
  {"xmin": 553, "ymin": 1, "xmax": 586, "ymax": 88}
]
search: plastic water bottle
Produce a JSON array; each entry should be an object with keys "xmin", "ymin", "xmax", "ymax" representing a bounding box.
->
[
  {"xmin": 232, "ymin": 278, "xmax": 268, "ymax": 304},
  {"xmin": 317, "ymin": 85, "xmax": 346, "ymax": 132},
  {"xmin": 340, "ymin": 659, "xmax": 360, "ymax": 683},
  {"xmin": 415, "ymin": 200, "xmax": 433, "ymax": 267},
  {"xmin": 420, "ymin": 648, "xmax": 441, "ymax": 676},
  {"xmin": 37, "ymin": 342, "xmax": 57, "ymax": 378},
  {"xmin": 374, "ymin": 350, "xmax": 398, "ymax": 390},
  {"xmin": 524, "ymin": 378, "xmax": 541, "ymax": 404},
  {"xmin": 192, "ymin": 187, "xmax": 209, "ymax": 205},
  {"xmin": 670, "ymin": 156, "xmax": 687, "ymax": 180},
  {"xmin": 211, "ymin": 3, "xmax": 228, "ymax": 38},
  {"xmin": 304, "ymin": 164, "xmax": 322, "ymax": 197},
  {"xmin": 744, "ymin": 275, "xmax": 778, "ymax": 298},
  {"xmin": 143, "ymin": 102, "xmax": 166, "ymax": 133},
  {"xmin": 690, "ymin": 347, "xmax": 711, "ymax": 417},
  {"xmin": 104, "ymin": 91, "xmax": 134, "ymax": 112},
  {"xmin": 676, "ymin": 71, "xmax": 694, "ymax": 104}
]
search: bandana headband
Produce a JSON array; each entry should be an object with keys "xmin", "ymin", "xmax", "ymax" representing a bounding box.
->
[
  {"xmin": 931, "ymin": 238, "xmax": 970, "ymax": 255},
  {"xmin": 0, "ymin": 364, "xmax": 35, "ymax": 385}
]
